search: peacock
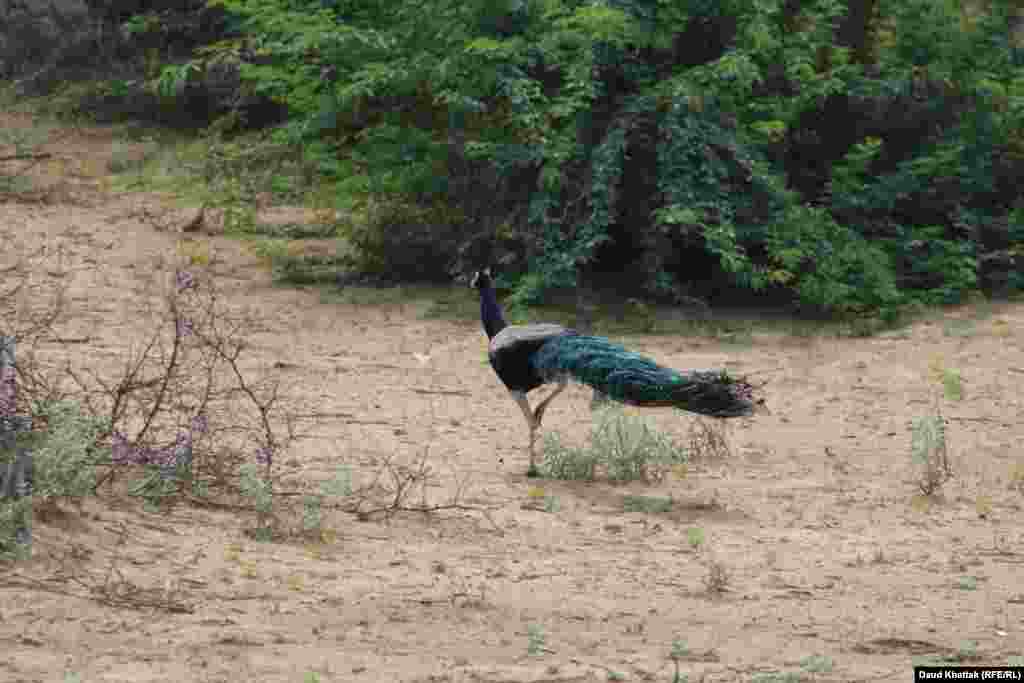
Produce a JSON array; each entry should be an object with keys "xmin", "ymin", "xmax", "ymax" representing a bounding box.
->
[{"xmin": 471, "ymin": 268, "xmax": 759, "ymax": 474}]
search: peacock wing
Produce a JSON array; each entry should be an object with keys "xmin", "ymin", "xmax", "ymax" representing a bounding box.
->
[{"xmin": 489, "ymin": 324, "xmax": 570, "ymax": 358}]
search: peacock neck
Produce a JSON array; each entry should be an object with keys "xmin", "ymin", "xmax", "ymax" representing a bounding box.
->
[{"xmin": 480, "ymin": 283, "xmax": 507, "ymax": 339}]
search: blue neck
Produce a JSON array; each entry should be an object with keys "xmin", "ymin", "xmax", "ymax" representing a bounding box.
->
[{"xmin": 480, "ymin": 282, "xmax": 507, "ymax": 339}]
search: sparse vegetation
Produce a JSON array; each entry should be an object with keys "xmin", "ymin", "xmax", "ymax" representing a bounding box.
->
[
  {"xmin": 527, "ymin": 623, "xmax": 546, "ymax": 657},
  {"xmin": 670, "ymin": 639, "xmax": 690, "ymax": 683},
  {"xmin": 956, "ymin": 576, "xmax": 980, "ymax": 591},
  {"xmin": 911, "ymin": 413, "xmax": 953, "ymax": 497},
  {"xmin": 687, "ymin": 528, "xmax": 706, "ymax": 552},
  {"xmin": 622, "ymin": 494, "xmax": 673, "ymax": 514},
  {"xmin": 942, "ymin": 369, "xmax": 964, "ymax": 401},
  {"xmin": 750, "ymin": 671, "xmax": 802, "ymax": 683},
  {"xmin": 538, "ymin": 406, "xmax": 688, "ymax": 482},
  {"xmin": 799, "ymin": 654, "xmax": 834, "ymax": 674}
]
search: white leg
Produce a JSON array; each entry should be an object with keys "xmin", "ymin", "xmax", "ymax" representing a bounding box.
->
[{"xmin": 510, "ymin": 390, "xmax": 539, "ymax": 471}]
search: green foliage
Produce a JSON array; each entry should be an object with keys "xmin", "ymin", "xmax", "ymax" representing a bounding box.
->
[
  {"xmin": 0, "ymin": 495, "xmax": 31, "ymax": 560},
  {"xmin": 670, "ymin": 638, "xmax": 690, "ymax": 683},
  {"xmin": 335, "ymin": 199, "xmax": 463, "ymax": 280},
  {"xmin": 686, "ymin": 527, "xmax": 705, "ymax": 550},
  {"xmin": 1, "ymin": 401, "xmax": 106, "ymax": 556},
  {"xmin": 942, "ymin": 368, "xmax": 963, "ymax": 401},
  {"xmin": 911, "ymin": 413, "xmax": 953, "ymax": 496},
  {"xmin": 526, "ymin": 623, "xmax": 546, "ymax": 657},
  {"xmin": 239, "ymin": 463, "xmax": 273, "ymax": 514},
  {"xmin": 197, "ymin": 0, "xmax": 1024, "ymax": 310},
  {"xmin": 303, "ymin": 465, "xmax": 353, "ymax": 533},
  {"xmin": 27, "ymin": 401, "xmax": 107, "ymax": 503},
  {"xmin": 592, "ymin": 407, "xmax": 686, "ymax": 482},
  {"xmin": 538, "ymin": 430, "xmax": 599, "ymax": 481},
  {"xmin": 302, "ymin": 494, "xmax": 322, "ymax": 532},
  {"xmin": 766, "ymin": 204, "xmax": 902, "ymax": 313},
  {"xmin": 154, "ymin": 63, "xmax": 202, "ymax": 98},
  {"xmin": 538, "ymin": 406, "xmax": 686, "ymax": 482},
  {"xmin": 799, "ymin": 654, "xmax": 834, "ymax": 674},
  {"xmin": 622, "ymin": 494, "xmax": 673, "ymax": 513},
  {"xmin": 128, "ymin": 467, "xmax": 181, "ymax": 512},
  {"xmin": 239, "ymin": 462, "xmax": 274, "ymax": 540}
]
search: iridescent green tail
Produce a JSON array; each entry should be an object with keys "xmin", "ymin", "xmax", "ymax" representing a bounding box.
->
[{"xmin": 531, "ymin": 334, "xmax": 754, "ymax": 417}]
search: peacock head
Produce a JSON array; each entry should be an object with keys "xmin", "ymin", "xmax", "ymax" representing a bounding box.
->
[{"xmin": 469, "ymin": 267, "xmax": 492, "ymax": 290}]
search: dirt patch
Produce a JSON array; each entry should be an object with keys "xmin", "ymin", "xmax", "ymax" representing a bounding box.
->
[{"xmin": 2, "ymin": 114, "xmax": 1023, "ymax": 682}]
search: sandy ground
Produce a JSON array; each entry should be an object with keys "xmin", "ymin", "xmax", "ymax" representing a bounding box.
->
[{"xmin": 1, "ymin": 112, "xmax": 1023, "ymax": 683}]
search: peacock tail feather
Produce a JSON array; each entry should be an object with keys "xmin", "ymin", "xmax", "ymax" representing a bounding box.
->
[{"xmin": 530, "ymin": 334, "xmax": 755, "ymax": 417}]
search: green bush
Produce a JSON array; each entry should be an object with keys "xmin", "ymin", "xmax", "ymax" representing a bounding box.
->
[
  {"xmin": 538, "ymin": 406, "xmax": 686, "ymax": 482},
  {"xmin": 25, "ymin": 401, "xmax": 108, "ymax": 503},
  {"xmin": 182, "ymin": 0, "xmax": 1024, "ymax": 309},
  {"xmin": 336, "ymin": 199, "xmax": 464, "ymax": 281}
]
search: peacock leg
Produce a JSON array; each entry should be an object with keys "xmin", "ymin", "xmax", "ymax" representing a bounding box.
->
[
  {"xmin": 533, "ymin": 376, "xmax": 568, "ymax": 426},
  {"xmin": 511, "ymin": 390, "xmax": 540, "ymax": 472}
]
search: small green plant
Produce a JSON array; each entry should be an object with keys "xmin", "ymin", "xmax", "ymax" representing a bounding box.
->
[
  {"xmin": 686, "ymin": 527, "xmax": 705, "ymax": 551},
  {"xmin": 106, "ymin": 140, "xmax": 150, "ymax": 174},
  {"xmin": 622, "ymin": 495, "xmax": 673, "ymax": 513},
  {"xmin": 590, "ymin": 407, "xmax": 687, "ymax": 482},
  {"xmin": 538, "ymin": 407, "xmax": 686, "ymax": 482},
  {"xmin": 128, "ymin": 467, "xmax": 181, "ymax": 512},
  {"xmin": 539, "ymin": 431, "xmax": 599, "ymax": 480},
  {"xmin": 0, "ymin": 496, "xmax": 31, "ymax": 560},
  {"xmin": 942, "ymin": 369, "xmax": 963, "ymax": 401},
  {"xmin": 527, "ymin": 623, "xmax": 546, "ymax": 656},
  {"xmin": 239, "ymin": 463, "xmax": 274, "ymax": 541},
  {"xmin": 670, "ymin": 639, "xmax": 689, "ymax": 683},
  {"xmin": 322, "ymin": 464, "xmax": 353, "ymax": 497},
  {"xmin": 302, "ymin": 494, "xmax": 323, "ymax": 533},
  {"xmin": 914, "ymin": 640, "xmax": 983, "ymax": 668},
  {"xmin": 750, "ymin": 672, "xmax": 801, "ymax": 683},
  {"xmin": 943, "ymin": 319, "xmax": 976, "ymax": 338},
  {"xmin": 913, "ymin": 655, "xmax": 948, "ymax": 667},
  {"xmin": 154, "ymin": 62, "xmax": 202, "ymax": 98},
  {"xmin": 303, "ymin": 672, "xmax": 321, "ymax": 683},
  {"xmin": 27, "ymin": 400, "xmax": 108, "ymax": 503},
  {"xmin": 607, "ymin": 670, "xmax": 626, "ymax": 681},
  {"xmin": 955, "ymin": 576, "xmax": 979, "ymax": 591},
  {"xmin": 303, "ymin": 464, "xmax": 354, "ymax": 534},
  {"xmin": 955, "ymin": 640, "xmax": 978, "ymax": 661},
  {"xmin": 799, "ymin": 654, "xmax": 833, "ymax": 673},
  {"xmin": 121, "ymin": 13, "xmax": 159, "ymax": 37},
  {"xmin": 911, "ymin": 413, "xmax": 953, "ymax": 496}
]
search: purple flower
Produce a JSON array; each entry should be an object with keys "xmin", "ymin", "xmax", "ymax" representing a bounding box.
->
[
  {"xmin": 176, "ymin": 317, "xmax": 194, "ymax": 337},
  {"xmin": 175, "ymin": 270, "xmax": 196, "ymax": 292},
  {"xmin": 255, "ymin": 446, "xmax": 273, "ymax": 466},
  {"xmin": 190, "ymin": 414, "xmax": 208, "ymax": 434},
  {"xmin": 111, "ymin": 432, "xmax": 136, "ymax": 465}
]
